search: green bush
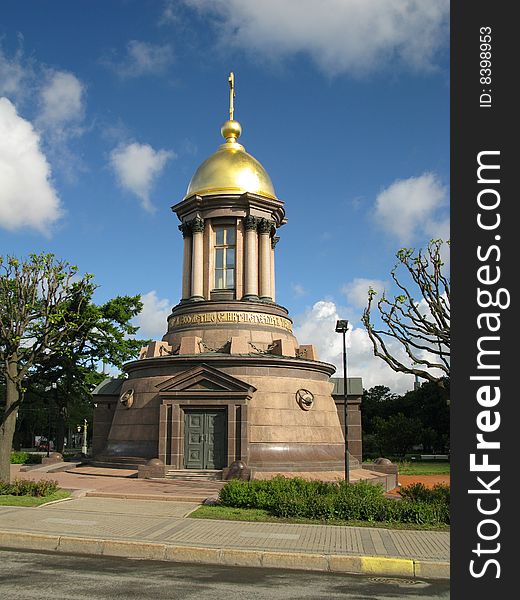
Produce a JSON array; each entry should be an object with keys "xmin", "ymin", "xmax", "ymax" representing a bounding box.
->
[
  {"xmin": 219, "ymin": 477, "xmax": 449, "ymax": 526},
  {"xmin": 0, "ymin": 478, "xmax": 59, "ymax": 497},
  {"xmin": 10, "ymin": 452, "xmax": 42, "ymax": 465},
  {"xmin": 399, "ymin": 483, "xmax": 450, "ymax": 504}
]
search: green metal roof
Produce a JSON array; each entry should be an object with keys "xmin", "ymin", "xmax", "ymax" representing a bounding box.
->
[{"xmin": 92, "ymin": 377, "xmax": 125, "ymax": 396}]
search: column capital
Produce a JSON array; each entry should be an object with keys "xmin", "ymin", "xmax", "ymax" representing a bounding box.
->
[
  {"xmin": 178, "ymin": 222, "xmax": 192, "ymax": 238},
  {"xmin": 190, "ymin": 216, "xmax": 205, "ymax": 233},
  {"xmin": 271, "ymin": 235, "xmax": 280, "ymax": 249},
  {"xmin": 257, "ymin": 218, "xmax": 274, "ymax": 234},
  {"xmin": 244, "ymin": 215, "xmax": 258, "ymax": 231}
]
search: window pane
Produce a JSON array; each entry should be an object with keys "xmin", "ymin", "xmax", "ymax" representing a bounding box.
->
[
  {"xmin": 215, "ymin": 269, "xmax": 225, "ymax": 289},
  {"xmin": 225, "ymin": 225, "xmax": 235, "ymax": 245},
  {"xmin": 226, "ymin": 269, "xmax": 234, "ymax": 288},
  {"xmin": 215, "ymin": 227, "xmax": 224, "ymax": 246},
  {"xmin": 226, "ymin": 248, "xmax": 235, "ymax": 268},
  {"xmin": 215, "ymin": 248, "xmax": 224, "ymax": 268}
]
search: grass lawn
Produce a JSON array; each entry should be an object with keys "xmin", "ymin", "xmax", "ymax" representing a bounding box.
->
[
  {"xmin": 397, "ymin": 461, "xmax": 450, "ymax": 475},
  {"xmin": 189, "ymin": 504, "xmax": 449, "ymax": 531},
  {"xmin": 0, "ymin": 490, "xmax": 71, "ymax": 507}
]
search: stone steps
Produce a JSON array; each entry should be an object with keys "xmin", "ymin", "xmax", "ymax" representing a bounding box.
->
[{"xmin": 165, "ymin": 469, "xmax": 223, "ymax": 481}]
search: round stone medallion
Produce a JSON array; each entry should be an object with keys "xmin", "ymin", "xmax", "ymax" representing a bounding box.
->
[
  {"xmin": 119, "ymin": 389, "xmax": 134, "ymax": 408},
  {"xmin": 296, "ymin": 388, "xmax": 314, "ymax": 411}
]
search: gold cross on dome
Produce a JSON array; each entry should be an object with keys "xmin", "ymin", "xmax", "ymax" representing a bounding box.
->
[{"xmin": 228, "ymin": 72, "xmax": 235, "ymax": 120}]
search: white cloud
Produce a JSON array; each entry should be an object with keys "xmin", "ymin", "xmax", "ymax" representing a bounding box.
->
[
  {"xmin": 342, "ymin": 278, "xmax": 388, "ymax": 309},
  {"xmin": 37, "ymin": 70, "xmax": 85, "ymax": 131},
  {"xmin": 0, "ymin": 43, "xmax": 30, "ymax": 100},
  {"xmin": 291, "ymin": 282, "xmax": 307, "ymax": 298},
  {"xmin": 294, "ymin": 300, "xmax": 415, "ymax": 394},
  {"xmin": 135, "ymin": 291, "xmax": 171, "ymax": 339},
  {"xmin": 186, "ymin": 0, "xmax": 449, "ymax": 75},
  {"xmin": 160, "ymin": 0, "xmax": 181, "ymax": 25},
  {"xmin": 104, "ymin": 40, "xmax": 174, "ymax": 79},
  {"xmin": 0, "ymin": 98, "xmax": 63, "ymax": 235},
  {"xmin": 373, "ymin": 173, "xmax": 448, "ymax": 244},
  {"xmin": 110, "ymin": 142, "xmax": 175, "ymax": 212},
  {"xmin": 34, "ymin": 70, "xmax": 87, "ymax": 179}
]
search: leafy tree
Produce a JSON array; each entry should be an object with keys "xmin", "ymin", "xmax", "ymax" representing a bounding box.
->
[
  {"xmin": 26, "ymin": 295, "xmax": 145, "ymax": 452},
  {"xmin": 361, "ymin": 385, "xmax": 399, "ymax": 435},
  {"xmin": 0, "ymin": 254, "xmax": 144, "ymax": 481},
  {"xmin": 362, "ymin": 240, "xmax": 450, "ymax": 387},
  {"xmin": 362, "ymin": 382, "xmax": 450, "ymax": 458},
  {"xmin": 372, "ymin": 413, "xmax": 423, "ymax": 457}
]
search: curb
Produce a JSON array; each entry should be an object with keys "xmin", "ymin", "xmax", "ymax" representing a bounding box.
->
[{"xmin": 0, "ymin": 530, "xmax": 449, "ymax": 580}]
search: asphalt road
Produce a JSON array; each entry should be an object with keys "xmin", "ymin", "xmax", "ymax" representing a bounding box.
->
[{"xmin": 0, "ymin": 549, "xmax": 449, "ymax": 599}]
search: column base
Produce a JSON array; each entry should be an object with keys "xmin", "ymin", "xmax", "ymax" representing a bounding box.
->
[
  {"xmin": 188, "ymin": 296, "xmax": 205, "ymax": 302},
  {"xmin": 242, "ymin": 294, "xmax": 259, "ymax": 301},
  {"xmin": 259, "ymin": 296, "xmax": 273, "ymax": 302}
]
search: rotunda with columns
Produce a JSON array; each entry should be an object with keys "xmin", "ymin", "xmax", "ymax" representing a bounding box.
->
[{"xmin": 92, "ymin": 75, "xmax": 363, "ymax": 478}]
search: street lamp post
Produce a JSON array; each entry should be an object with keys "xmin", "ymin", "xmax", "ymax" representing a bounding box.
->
[
  {"xmin": 82, "ymin": 419, "xmax": 88, "ymax": 456},
  {"xmin": 335, "ymin": 319, "xmax": 350, "ymax": 484}
]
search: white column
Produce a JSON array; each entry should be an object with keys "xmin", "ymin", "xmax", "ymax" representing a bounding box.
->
[
  {"xmin": 242, "ymin": 216, "xmax": 258, "ymax": 300},
  {"xmin": 180, "ymin": 223, "xmax": 192, "ymax": 301},
  {"xmin": 190, "ymin": 217, "xmax": 204, "ymax": 301},
  {"xmin": 258, "ymin": 218, "xmax": 272, "ymax": 301}
]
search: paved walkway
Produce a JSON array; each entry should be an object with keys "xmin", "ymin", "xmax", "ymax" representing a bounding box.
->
[{"xmin": 1, "ymin": 465, "xmax": 450, "ymax": 580}]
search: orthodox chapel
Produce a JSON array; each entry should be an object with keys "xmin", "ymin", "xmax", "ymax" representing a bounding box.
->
[{"xmin": 92, "ymin": 74, "xmax": 368, "ymax": 481}]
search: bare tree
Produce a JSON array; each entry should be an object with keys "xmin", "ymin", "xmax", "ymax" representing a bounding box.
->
[
  {"xmin": 0, "ymin": 254, "xmax": 94, "ymax": 482},
  {"xmin": 361, "ymin": 240, "xmax": 450, "ymax": 387}
]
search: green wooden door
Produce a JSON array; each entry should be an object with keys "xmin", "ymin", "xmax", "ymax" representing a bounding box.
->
[{"xmin": 184, "ymin": 410, "xmax": 227, "ymax": 469}]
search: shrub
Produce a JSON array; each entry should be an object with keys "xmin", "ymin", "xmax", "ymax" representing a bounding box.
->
[
  {"xmin": 10, "ymin": 452, "xmax": 42, "ymax": 465},
  {"xmin": 0, "ymin": 478, "xmax": 59, "ymax": 497},
  {"xmin": 219, "ymin": 477, "xmax": 449, "ymax": 525},
  {"xmin": 399, "ymin": 483, "xmax": 450, "ymax": 504}
]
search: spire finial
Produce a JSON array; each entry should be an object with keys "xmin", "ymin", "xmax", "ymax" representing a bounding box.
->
[
  {"xmin": 228, "ymin": 72, "xmax": 235, "ymax": 120},
  {"xmin": 221, "ymin": 72, "xmax": 241, "ymax": 142}
]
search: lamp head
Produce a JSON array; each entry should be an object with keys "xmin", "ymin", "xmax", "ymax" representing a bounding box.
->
[{"xmin": 335, "ymin": 319, "xmax": 349, "ymax": 333}]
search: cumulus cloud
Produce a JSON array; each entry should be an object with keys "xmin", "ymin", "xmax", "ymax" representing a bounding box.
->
[
  {"xmin": 294, "ymin": 300, "xmax": 415, "ymax": 394},
  {"xmin": 185, "ymin": 0, "xmax": 449, "ymax": 75},
  {"xmin": 342, "ymin": 278, "xmax": 388, "ymax": 309},
  {"xmin": 373, "ymin": 173, "xmax": 448, "ymax": 244},
  {"xmin": 110, "ymin": 142, "xmax": 175, "ymax": 212},
  {"xmin": 104, "ymin": 40, "xmax": 174, "ymax": 79},
  {"xmin": 134, "ymin": 291, "xmax": 171, "ymax": 339},
  {"xmin": 0, "ymin": 98, "xmax": 62, "ymax": 235}
]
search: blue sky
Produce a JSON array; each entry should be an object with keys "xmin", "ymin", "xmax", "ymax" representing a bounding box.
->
[{"xmin": 1, "ymin": 1, "xmax": 449, "ymax": 393}]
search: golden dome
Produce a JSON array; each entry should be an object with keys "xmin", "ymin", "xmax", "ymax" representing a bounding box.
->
[{"xmin": 184, "ymin": 119, "xmax": 277, "ymax": 200}]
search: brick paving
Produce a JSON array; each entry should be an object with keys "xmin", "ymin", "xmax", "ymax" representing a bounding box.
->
[
  {"xmin": 0, "ymin": 496, "xmax": 449, "ymax": 562},
  {"xmin": 3, "ymin": 465, "xmax": 449, "ymax": 566}
]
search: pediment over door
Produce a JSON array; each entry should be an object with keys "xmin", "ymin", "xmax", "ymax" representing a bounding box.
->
[{"xmin": 156, "ymin": 363, "xmax": 256, "ymax": 399}]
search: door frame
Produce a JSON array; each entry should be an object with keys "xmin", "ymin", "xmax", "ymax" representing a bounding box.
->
[
  {"xmin": 159, "ymin": 398, "xmax": 250, "ymax": 468},
  {"xmin": 156, "ymin": 364, "xmax": 256, "ymax": 469},
  {"xmin": 156, "ymin": 363, "xmax": 256, "ymax": 469}
]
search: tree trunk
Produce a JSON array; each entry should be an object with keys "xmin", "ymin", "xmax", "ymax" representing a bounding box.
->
[{"xmin": 0, "ymin": 365, "xmax": 19, "ymax": 483}]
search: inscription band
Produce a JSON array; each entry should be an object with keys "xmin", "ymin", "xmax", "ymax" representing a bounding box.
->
[{"xmin": 169, "ymin": 311, "xmax": 292, "ymax": 332}]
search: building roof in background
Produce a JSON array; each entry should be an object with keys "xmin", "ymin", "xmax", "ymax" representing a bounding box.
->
[{"xmin": 330, "ymin": 377, "xmax": 363, "ymax": 396}]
